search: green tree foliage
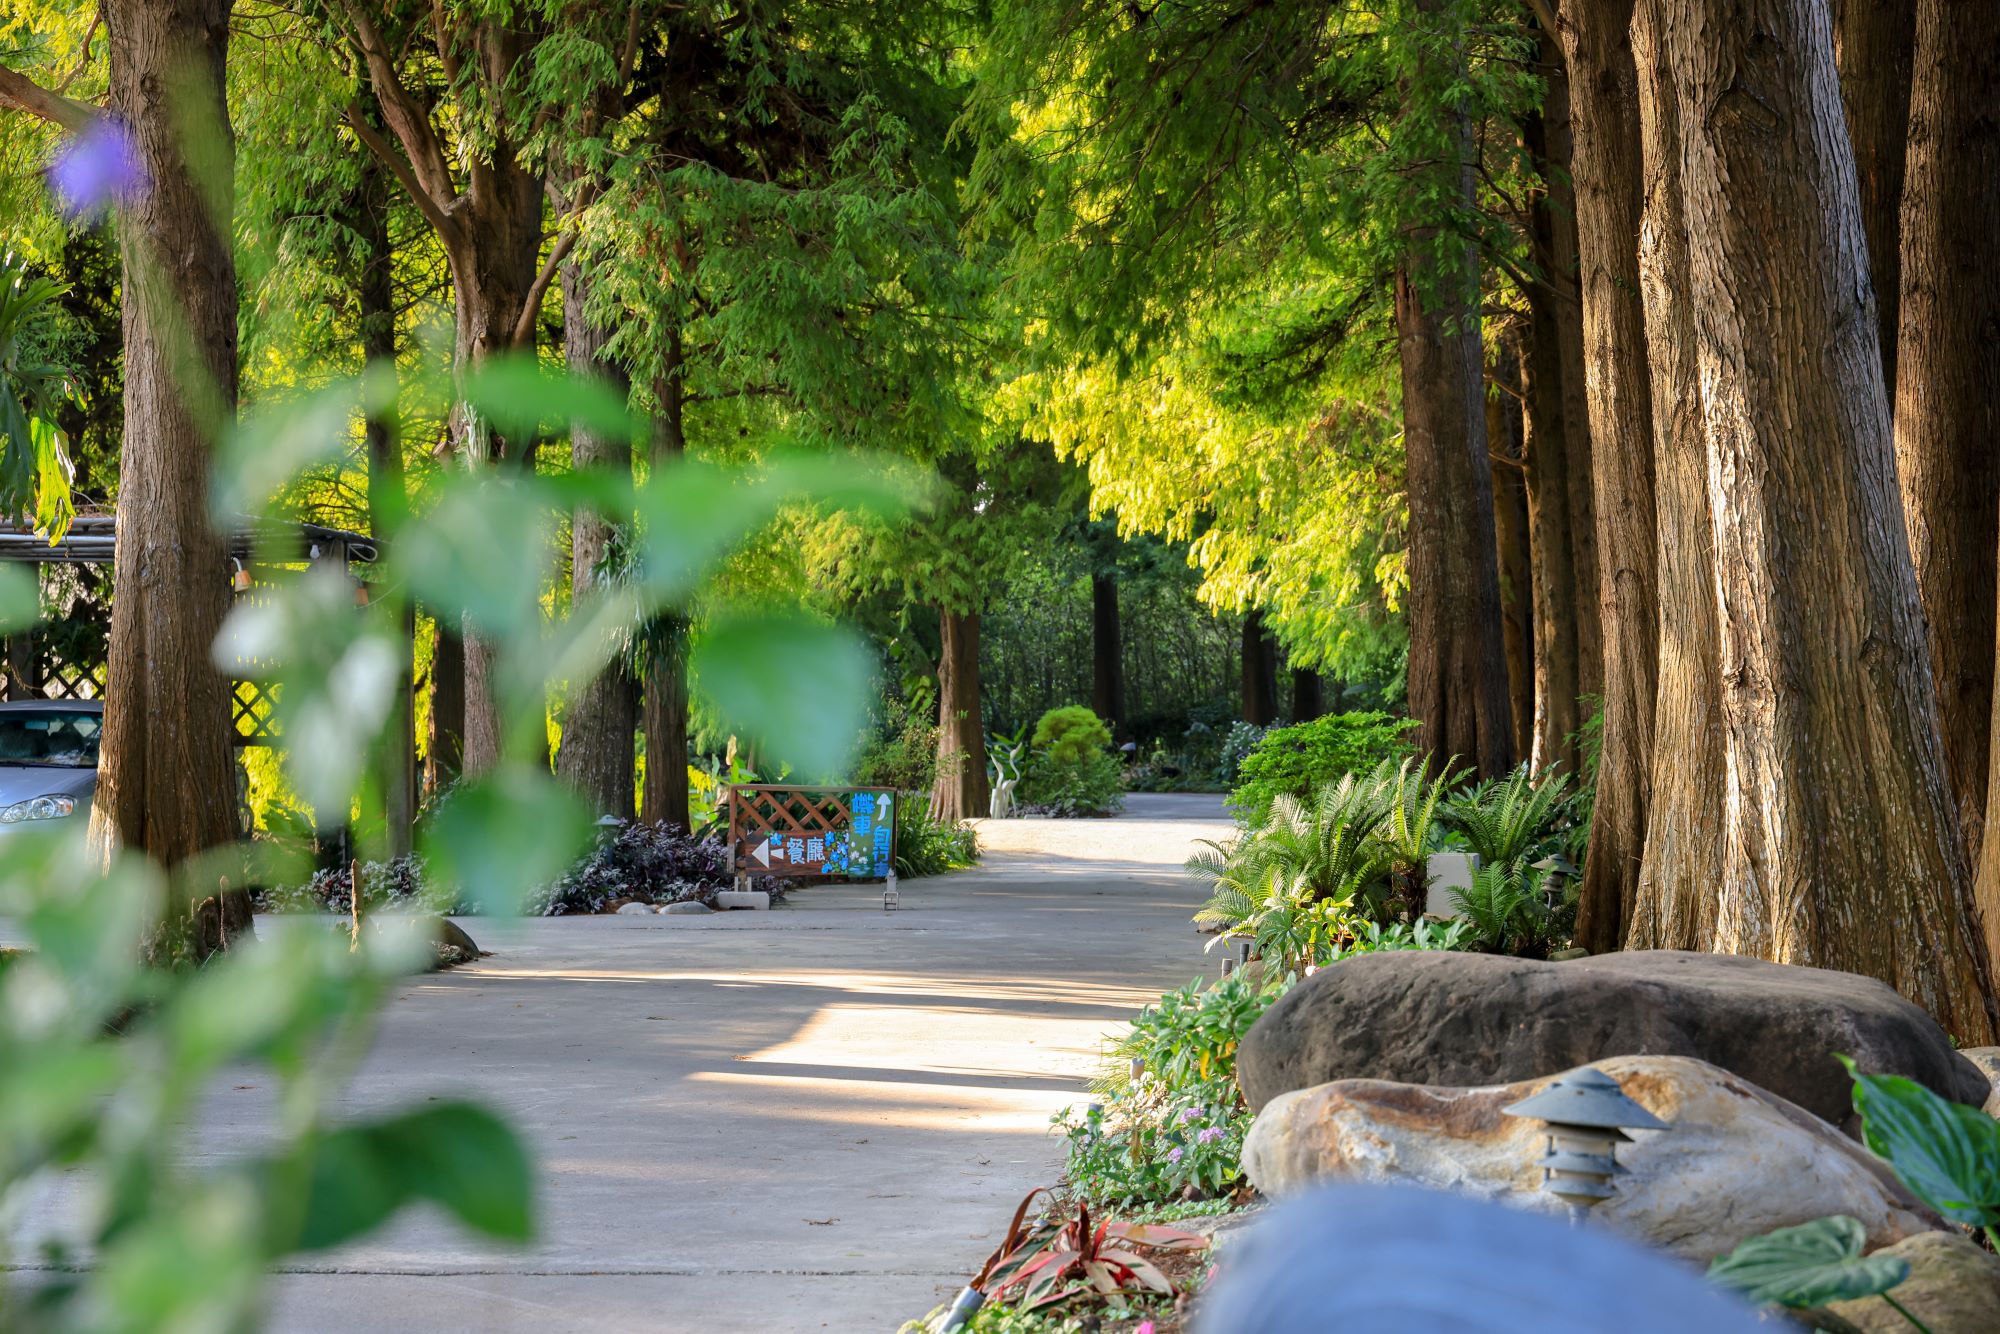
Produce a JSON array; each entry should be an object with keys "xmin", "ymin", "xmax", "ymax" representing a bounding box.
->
[{"xmin": 0, "ymin": 251, "xmax": 76, "ymax": 533}]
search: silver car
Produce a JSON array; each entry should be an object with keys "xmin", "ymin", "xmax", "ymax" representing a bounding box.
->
[{"xmin": 0, "ymin": 701, "xmax": 102, "ymax": 831}]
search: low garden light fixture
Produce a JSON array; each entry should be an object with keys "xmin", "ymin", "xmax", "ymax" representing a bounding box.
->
[
  {"xmin": 1502, "ymin": 1067, "xmax": 1666, "ymax": 1220},
  {"xmin": 230, "ymin": 557, "xmax": 250, "ymax": 592}
]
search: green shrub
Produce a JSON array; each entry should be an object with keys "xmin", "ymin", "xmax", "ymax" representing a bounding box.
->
[
  {"xmin": 894, "ymin": 794, "xmax": 980, "ymax": 878},
  {"xmin": 1229, "ymin": 711, "xmax": 1419, "ymax": 822},
  {"xmin": 854, "ymin": 698, "xmax": 939, "ymax": 793},
  {"xmin": 1018, "ymin": 747, "xmax": 1125, "ymax": 817},
  {"xmin": 1030, "ymin": 704, "xmax": 1114, "ymax": 762},
  {"xmin": 1018, "ymin": 706, "xmax": 1124, "ymax": 817}
]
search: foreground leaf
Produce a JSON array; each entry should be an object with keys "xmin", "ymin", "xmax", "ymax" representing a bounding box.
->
[
  {"xmin": 1707, "ymin": 1215, "xmax": 1908, "ymax": 1308},
  {"xmin": 1842, "ymin": 1054, "xmax": 2000, "ymax": 1227}
]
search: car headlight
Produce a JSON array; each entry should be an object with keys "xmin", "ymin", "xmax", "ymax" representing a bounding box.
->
[{"xmin": 0, "ymin": 794, "xmax": 78, "ymax": 823}]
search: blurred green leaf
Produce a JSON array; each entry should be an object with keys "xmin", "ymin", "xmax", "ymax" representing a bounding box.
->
[
  {"xmin": 0, "ymin": 563, "xmax": 39, "ymax": 633},
  {"xmin": 692, "ymin": 612, "xmax": 873, "ymax": 780},
  {"xmin": 212, "ymin": 373, "xmax": 396, "ymax": 521},
  {"xmin": 395, "ymin": 476, "xmax": 554, "ymax": 638},
  {"xmin": 287, "ymin": 1101, "xmax": 533, "ymax": 1252},
  {"xmin": 462, "ymin": 353, "xmax": 640, "ymax": 448},
  {"xmin": 1841, "ymin": 1053, "xmax": 2000, "ymax": 1227},
  {"xmin": 636, "ymin": 452, "xmax": 922, "ymax": 601},
  {"xmin": 422, "ymin": 766, "xmax": 592, "ymax": 915},
  {"xmin": 1707, "ymin": 1215, "xmax": 1908, "ymax": 1308}
]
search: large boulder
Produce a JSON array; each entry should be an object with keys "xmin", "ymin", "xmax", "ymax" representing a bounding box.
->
[
  {"xmin": 1241, "ymin": 1054, "xmax": 1943, "ymax": 1265},
  {"xmin": 1237, "ymin": 949, "xmax": 1986, "ymax": 1133},
  {"xmin": 1822, "ymin": 1231, "xmax": 2000, "ymax": 1334}
]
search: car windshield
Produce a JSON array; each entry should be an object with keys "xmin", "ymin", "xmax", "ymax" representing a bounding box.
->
[{"xmin": 0, "ymin": 710, "xmax": 102, "ymax": 768}]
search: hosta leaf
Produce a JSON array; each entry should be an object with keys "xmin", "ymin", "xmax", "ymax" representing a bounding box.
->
[
  {"xmin": 1707, "ymin": 1215, "xmax": 1908, "ymax": 1308},
  {"xmin": 1841, "ymin": 1054, "xmax": 2000, "ymax": 1227}
]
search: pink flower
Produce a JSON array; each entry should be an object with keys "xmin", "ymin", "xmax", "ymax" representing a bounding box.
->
[{"xmin": 1137, "ymin": 1323, "xmax": 1157, "ymax": 1334}]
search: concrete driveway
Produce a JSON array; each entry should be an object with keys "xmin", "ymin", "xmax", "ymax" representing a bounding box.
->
[{"xmin": 12, "ymin": 794, "xmax": 1231, "ymax": 1333}]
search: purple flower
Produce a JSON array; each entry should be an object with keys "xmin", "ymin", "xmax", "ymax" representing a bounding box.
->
[
  {"xmin": 1168, "ymin": 1146, "xmax": 1184, "ymax": 1164},
  {"xmin": 1198, "ymin": 1126, "xmax": 1225, "ymax": 1143},
  {"xmin": 48, "ymin": 120, "xmax": 147, "ymax": 218},
  {"xmin": 1179, "ymin": 1107, "xmax": 1201, "ymax": 1124}
]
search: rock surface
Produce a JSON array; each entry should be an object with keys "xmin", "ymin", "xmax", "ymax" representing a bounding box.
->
[
  {"xmin": 614, "ymin": 902, "xmax": 653, "ymax": 916},
  {"xmin": 1823, "ymin": 1231, "xmax": 2000, "ymax": 1333},
  {"xmin": 1241, "ymin": 1054, "xmax": 1943, "ymax": 1264},
  {"xmin": 1237, "ymin": 949, "xmax": 1986, "ymax": 1133},
  {"xmin": 660, "ymin": 901, "xmax": 713, "ymax": 915},
  {"xmin": 1958, "ymin": 1045, "xmax": 2000, "ymax": 1117}
]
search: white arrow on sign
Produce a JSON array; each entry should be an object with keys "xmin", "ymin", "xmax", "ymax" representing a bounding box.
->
[{"xmin": 751, "ymin": 840, "xmax": 771, "ymax": 867}]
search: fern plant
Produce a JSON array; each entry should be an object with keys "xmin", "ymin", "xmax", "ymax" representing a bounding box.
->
[
  {"xmin": 1379, "ymin": 756, "xmax": 1459, "ymax": 920},
  {"xmin": 1443, "ymin": 766, "xmax": 1574, "ymax": 876},
  {"xmin": 1450, "ymin": 862, "xmax": 1572, "ymax": 958},
  {"xmin": 1187, "ymin": 770, "xmax": 1393, "ymax": 972}
]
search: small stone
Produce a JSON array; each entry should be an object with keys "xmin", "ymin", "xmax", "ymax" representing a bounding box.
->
[
  {"xmin": 1957, "ymin": 1046, "xmax": 2000, "ymax": 1117},
  {"xmin": 660, "ymin": 901, "xmax": 712, "ymax": 915},
  {"xmin": 1822, "ymin": 1231, "xmax": 2000, "ymax": 1333},
  {"xmin": 716, "ymin": 889, "xmax": 770, "ymax": 911},
  {"xmin": 615, "ymin": 902, "xmax": 653, "ymax": 916},
  {"xmin": 1241, "ymin": 1054, "xmax": 1943, "ymax": 1265}
]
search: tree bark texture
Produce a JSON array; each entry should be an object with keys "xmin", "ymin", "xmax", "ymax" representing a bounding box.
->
[
  {"xmin": 1523, "ymin": 94, "xmax": 1587, "ymax": 775},
  {"xmin": 357, "ymin": 154, "xmax": 414, "ymax": 856},
  {"xmin": 640, "ymin": 620, "xmax": 691, "ymax": 832},
  {"xmin": 1542, "ymin": 50, "xmax": 1606, "ymax": 711},
  {"xmin": 92, "ymin": 0, "xmax": 248, "ymax": 955},
  {"xmin": 1832, "ymin": 0, "xmax": 1915, "ymax": 396},
  {"xmin": 1899, "ymin": 0, "xmax": 2000, "ymax": 878},
  {"xmin": 554, "ymin": 260, "xmax": 636, "ymax": 822},
  {"xmin": 1241, "ymin": 609, "xmax": 1280, "ymax": 727},
  {"xmin": 427, "ymin": 621, "xmax": 464, "ymax": 792},
  {"xmin": 1489, "ymin": 337, "xmax": 1536, "ymax": 764},
  {"xmin": 639, "ymin": 347, "xmax": 691, "ymax": 833},
  {"xmin": 1662, "ymin": 0, "xmax": 1996, "ymax": 1042},
  {"xmin": 1627, "ymin": 0, "xmax": 1725, "ymax": 950},
  {"xmin": 930, "ymin": 607, "xmax": 989, "ymax": 821},
  {"xmin": 1090, "ymin": 571, "xmax": 1126, "ymax": 734},
  {"xmin": 1560, "ymin": 0, "xmax": 1660, "ymax": 954},
  {"xmin": 1396, "ymin": 55, "xmax": 1515, "ymax": 780}
]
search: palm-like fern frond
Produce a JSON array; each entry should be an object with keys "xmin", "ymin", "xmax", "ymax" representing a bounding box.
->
[{"xmin": 1444, "ymin": 766, "xmax": 1574, "ymax": 874}]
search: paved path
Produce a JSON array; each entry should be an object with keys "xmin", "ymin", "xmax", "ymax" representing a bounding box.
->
[{"xmin": 15, "ymin": 795, "xmax": 1232, "ymax": 1333}]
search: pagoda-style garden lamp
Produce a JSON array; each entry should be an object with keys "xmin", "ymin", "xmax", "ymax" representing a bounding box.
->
[{"xmin": 1502, "ymin": 1068, "xmax": 1667, "ymax": 1221}]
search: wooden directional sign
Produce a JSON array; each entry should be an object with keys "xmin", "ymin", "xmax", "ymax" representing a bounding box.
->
[{"xmin": 725, "ymin": 784, "xmax": 898, "ymax": 880}]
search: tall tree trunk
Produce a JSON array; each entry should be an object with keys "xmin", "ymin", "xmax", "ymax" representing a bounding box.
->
[
  {"xmin": 1291, "ymin": 667, "xmax": 1326, "ymax": 723},
  {"xmin": 1627, "ymin": 0, "xmax": 1725, "ymax": 950},
  {"xmin": 1833, "ymin": 0, "xmax": 1916, "ymax": 395},
  {"xmin": 1902, "ymin": 0, "xmax": 2000, "ymax": 876},
  {"xmin": 90, "ymin": 0, "xmax": 247, "ymax": 957},
  {"xmin": 930, "ymin": 608, "xmax": 989, "ymax": 821},
  {"xmin": 1489, "ymin": 336, "xmax": 1535, "ymax": 762},
  {"xmin": 640, "ymin": 620, "xmax": 690, "ymax": 832},
  {"xmin": 1538, "ymin": 42, "xmax": 1606, "ymax": 711},
  {"xmin": 1662, "ymin": 0, "xmax": 1996, "ymax": 1042},
  {"xmin": 553, "ymin": 259, "xmax": 636, "ymax": 821},
  {"xmin": 639, "ymin": 340, "xmax": 691, "ymax": 833},
  {"xmin": 445, "ymin": 167, "xmax": 543, "ymax": 777},
  {"xmin": 1090, "ymin": 571, "xmax": 1125, "ymax": 734},
  {"xmin": 1561, "ymin": 0, "xmax": 1660, "ymax": 953},
  {"xmin": 1523, "ymin": 94, "xmax": 1586, "ymax": 774},
  {"xmin": 357, "ymin": 152, "xmax": 414, "ymax": 857},
  {"xmin": 427, "ymin": 622, "xmax": 464, "ymax": 791},
  {"xmin": 1240, "ymin": 609, "xmax": 1280, "ymax": 727},
  {"xmin": 1398, "ymin": 12, "xmax": 1515, "ymax": 779}
]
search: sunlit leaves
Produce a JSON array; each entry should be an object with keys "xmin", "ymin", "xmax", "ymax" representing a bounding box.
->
[
  {"xmin": 212, "ymin": 368, "xmax": 398, "ymax": 522},
  {"xmin": 396, "ymin": 475, "xmax": 557, "ymax": 640},
  {"xmin": 692, "ymin": 611, "xmax": 874, "ymax": 781},
  {"xmin": 461, "ymin": 353, "xmax": 640, "ymax": 452}
]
